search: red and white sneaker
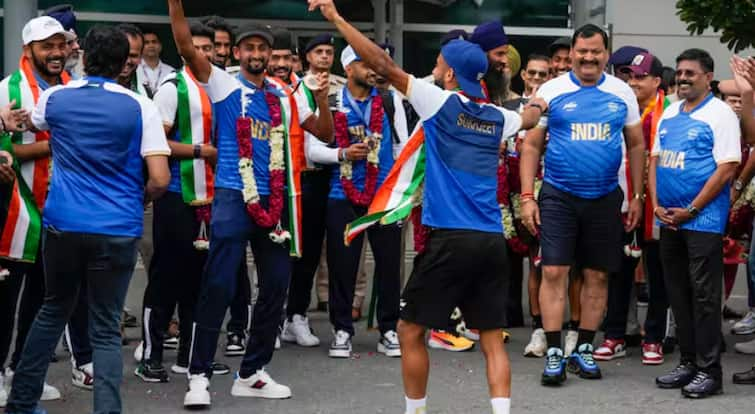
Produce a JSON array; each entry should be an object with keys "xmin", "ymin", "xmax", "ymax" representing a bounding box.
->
[
  {"xmin": 641, "ymin": 342, "xmax": 664, "ymax": 365},
  {"xmin": 593, "ymin": 338, "xmax": 627, "ymax": 361}
]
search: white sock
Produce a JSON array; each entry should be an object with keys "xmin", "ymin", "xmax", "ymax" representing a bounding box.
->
[
  {"xmin": 491, "ymin": 397, "xmax": 511, "ymax": 414},
  {"xmin": 405, "ymin": 396, "xmax": 426, "ymax": 414}
]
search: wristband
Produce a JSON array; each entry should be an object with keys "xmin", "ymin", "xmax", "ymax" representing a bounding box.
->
[
  {"xmin": 520, "ymin": 192, "xmax": 534, "ymax": 199},
  {"xmin": 193, "ymin": 144, "xmax": 202, "ymax": 159}
]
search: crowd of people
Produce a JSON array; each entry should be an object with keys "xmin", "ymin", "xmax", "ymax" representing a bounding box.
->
[{"xmin": 0, "ymin": 0, "xmax": 752, "ymax": 413}]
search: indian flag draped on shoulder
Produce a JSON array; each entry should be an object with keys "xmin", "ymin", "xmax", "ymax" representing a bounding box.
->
[{"xmin": 0, "ymin": 56, "xmax": 70, "ymax": 262}]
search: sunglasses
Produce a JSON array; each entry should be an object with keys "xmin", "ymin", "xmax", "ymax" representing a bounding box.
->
[{"xmin": 526, "ymin": 69, "xmax": 548, "ymax": 78}]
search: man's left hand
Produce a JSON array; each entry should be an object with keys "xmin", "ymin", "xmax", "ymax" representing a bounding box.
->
[
  {"xmin": 666, "ymin": 207, "xmax": 693, "ymax": 226},
  {"xmin": 313, "ymin": 71, "xmax": 330, "ymax": 101},
  {"xmin": 0, "ymin": 150, "xmax": 15, "ymax": 184},
  {"xmin": 625, "ymin": 197, "xmax": 642, "ymax": 231}
]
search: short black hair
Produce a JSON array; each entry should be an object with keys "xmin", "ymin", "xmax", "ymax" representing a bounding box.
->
[
  {"xmin": 676, "ymin": 48, "xmax": 714, "ymax": 73},
  {"xmin": 82, "ymin": 25, "xmax": 129, "ymax": 79},
  {"xmin": 190, "ymin": 22, "xmax": 215, "ymax": 42},
  {"xmin": 526, "ymin": 53, "xmax": 551, "ymax": 66},
  {"xmin": 117, "ymin": 23, "xmax": 144, "ymax": 44},
  {"xmin": 140, "ymin": 26, "xmax": 160, "ymax": 38},
  {"xmin": 661, "ymin": 66, "xmax": 676, "ymax": 89},
  {"xmin": 201, "ymin": 15, "xmax": 235, "ymax": 45},
  {"xmin": 572, "ymin": 23, "xmax": 608, "ymax": 49}
]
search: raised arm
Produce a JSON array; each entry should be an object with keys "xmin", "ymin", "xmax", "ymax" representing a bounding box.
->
[
  {"xmin": 308, "ymin": 0, "xmax": 409, "ymax": 95},
  {"xmin": 167, "ymin": 0, "xmax": 211, "ymax": 82}
]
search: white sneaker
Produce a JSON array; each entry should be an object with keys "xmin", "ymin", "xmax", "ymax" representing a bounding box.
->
[
  {"xmin": 732, "ymin": 311, "xmax": 755, "ymax": 335},
  {"xmin": 564, "ymin": 330, "xmax": 578, "ymax": 356},
  {"xmin": 171, "ymin": 364, "xmax": 188, "ymax": 375},
  {"xmin": 72, "ymin": 362, "xmax": 94, "ymax": 390},
  {"xmin": 231, "ymin": 369, "xmax": 291, "ymax": 399},
  {"xmin": 735, "ymin": 338, "xmax": 755, "ymax": 355},
  {"xmin": 524, "ymin": 328, "xmax": 547, "ymax": 358},
  {"xmin": 275, "ymin": 336, "xmax": 281, "ymax": 350},
  {"xmin": 328, "ymin": 330, "xmax": 352, "ymax": 358},
  {"xmin": 377, "ymin": 330, "xmax": 401, "ymax": 357},
  {"xmin": 0, "ymin": 375, "xmax": 7, "ymax": 407},
  {"xmin": 281, "ymin": 315, "xmax": 320, "ymax": 347},
  {"xmin": 134, "ymin": 341, "xmax": 144, "ymax": 362},
  {"xmin": 3, "ymin": 369, "xmax": 59, "ymax": 401},
  {"xmin": 183, "ymin": 374, "xmax": 211, "ymax": 408}
]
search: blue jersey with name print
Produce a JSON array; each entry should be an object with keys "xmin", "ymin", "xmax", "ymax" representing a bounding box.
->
[
  {"xmin": 652, "ymin": 94, "xmax": 741, "ymax": 234},
  {"xmin": 406, "ymin": 76, "xmax": 522, "ymax": 233},
  {"xmin": 329, "ymin": 87, "xmax": 396, "ymax": 200},
  {"xmin": 537, "ymin": 72, "xmax": 640, "ymax": 199}
]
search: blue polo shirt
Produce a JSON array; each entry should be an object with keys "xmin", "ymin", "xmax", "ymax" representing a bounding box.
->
[
  {"xmin": 652, "ymin": 94, "xmax": 741, "ymax": 234},
  {"xmin": 30, "ymin": 76, "xmax": 170, "ymax": 237},
  {"xmin": 406, "ymin": 76, "xmax": 522, "ymax": 233}
]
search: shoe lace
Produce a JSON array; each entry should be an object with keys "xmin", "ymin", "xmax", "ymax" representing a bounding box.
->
[
  {"xmin": 546, "ymin": 352, "xmax": 562, "ymax": 370},
  {"xmin": 579, "ymin": 350, "xmax": 596, "ymax": 366},
  {"xmin": 690, "ymin": 372, "xmax": 707, "ymax": 385}
]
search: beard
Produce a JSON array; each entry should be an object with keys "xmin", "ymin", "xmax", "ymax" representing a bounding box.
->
[
  {"xmin": 242, "ymin": 58, "xmax": 267, "ymax": 75},
  {"xmin": 269, "ymin": 65, "xmax": 292, "ymax": 80},
  {"xmin": 355, "ymin": 75, "xmax": 374, "ymax": 90},
  {"xmin": 483, "ymin": 67, "xmax": 510, "ymax": 105},
  {"xmin": 31, "ymin": 50, "xmax": 65, "ymax": 78}
]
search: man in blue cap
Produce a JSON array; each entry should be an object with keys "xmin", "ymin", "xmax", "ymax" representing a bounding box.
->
[
  {"xmin": 471, "ymin": 20, "xmax": 518, "ymax": 105},
  {"xmin": 309, "ymin": 1, "xmax": 545, "ymax": 413},
  {"xmin": 609, "ymin": 45, "xmax": 649, "ymax": 82},
  {"xmin": 303, "ymin": 33, "xmax": 346, "ymax": 95}
]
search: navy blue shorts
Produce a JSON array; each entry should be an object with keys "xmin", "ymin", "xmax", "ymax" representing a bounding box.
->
[{"xmin": 539, "ymin": 182, "xmax": 624, "ymax": 273}]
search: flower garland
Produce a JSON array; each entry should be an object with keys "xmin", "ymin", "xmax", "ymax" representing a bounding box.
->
[
  {"xmin": 236, "ymin": 87, "xmax": 290, "ymax": 243},
  {"xmin": 498, "ymin": 151, "xmax": 529, "ymax": 255},
  {"xmin": 335, "ymin": 93, "xmax": 384, "ymax": 207}
]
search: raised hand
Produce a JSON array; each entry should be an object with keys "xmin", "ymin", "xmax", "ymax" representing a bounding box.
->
[{"xmin": 307, "ymin": 0, "xmax": 340, "ymax": 22}]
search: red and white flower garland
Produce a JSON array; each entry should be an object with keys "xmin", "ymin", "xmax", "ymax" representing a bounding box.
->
[
  {"xmin": 335, "ymin": 93, "xmax": 384, "ymax": 207},
  {"xmin": 236, "ymin": 87, "xmax": 290, "ymax": 243}
]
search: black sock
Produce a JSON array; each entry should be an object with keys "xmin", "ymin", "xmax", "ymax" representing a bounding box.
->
[
  {"xmin": 569, "ymin": 320, "xmax": 580, "ymax": 331},
  {"xmin": 545, "ymin": 331, "xmax": 561, "ymax": 350},
  {"xmin": 532, "ymin": 315, "xmax": 543, "ymax": 330},
  {"xmin": 577, "ymin": 329, "xmax": 596, "ymax": 348}
]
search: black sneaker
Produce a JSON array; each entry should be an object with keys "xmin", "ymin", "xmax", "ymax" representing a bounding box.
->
[
  {"xmin": 123, "ymin": 310, "xmax": 139, "ymax": 328},
  {"xmin": 682, "ymin": 371, "xmax": 723, "ymax": 399},
  {"xmin": 134, "ymin": 361, "xmax": 169, "ymax": 383},
  {"xmin": 212, "ymin": 362, "xmax": 230, "ymax": 376},
  {"xmin": 225, "ymin": 333, "xmax": 246, "ymax": 356},
  {"xmin": 656, "ymin": 361, "xmax": 697, "ymax": 389}
]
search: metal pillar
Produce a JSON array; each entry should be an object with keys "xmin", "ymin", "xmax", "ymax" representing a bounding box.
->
[
  {"xmin": 4, "ymin": 0, "xmax": 38, "ymax": 76},
  {"xmin": 389, "ymin": 0, "xmax": 404, "ymax": 68},
  {"xmin": 372, "ymin": 0, "xmax": 387, "ymax": 43}
]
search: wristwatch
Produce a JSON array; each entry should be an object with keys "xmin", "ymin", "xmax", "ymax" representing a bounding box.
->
[
  {"xmin": 686, "ymin": 204, "xmax": 700, "ymax": 217},
  {"xmin": 193, "ymin": 144, "xmax": 202, "ymax": 159},
  {"xmin": 734, "ymin": 179, "xmax": 744, "ymax": 191}
]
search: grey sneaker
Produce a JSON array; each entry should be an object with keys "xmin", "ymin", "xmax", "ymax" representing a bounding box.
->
[
  {"xmin": 377, "ymin": 330, "xmax": 401, "ymax": 357},
  {"xmin": 328, "ymin": 330, "xmax": 352, "ymax": 358},
  {"xmin": 732, "ymin": 311, "xmax": 755, "ymax": 335}
]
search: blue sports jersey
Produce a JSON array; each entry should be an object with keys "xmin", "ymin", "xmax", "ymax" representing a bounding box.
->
[
  {"xmin": 407, "ymin": 76, "xmax": 522, "ymax": 233},
  {"xmin": 31, "ymin": 77, "xmax": 170, "ymax": 237},
  {"xmin": 653, "ymin": 94, "xmax": 741, "ymax": 234},
  {"xmin": 537, "ymin": 72, "xmax": 640, "ymax": 199},
  {"xmin": 329, "ymin": 87, "xmax": 395, "ymax": 200}
]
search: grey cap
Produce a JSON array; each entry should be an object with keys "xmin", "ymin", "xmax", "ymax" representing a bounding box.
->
[{"xmin": 235, "ymin": 23, "xmax": 273, "ymax": 47}]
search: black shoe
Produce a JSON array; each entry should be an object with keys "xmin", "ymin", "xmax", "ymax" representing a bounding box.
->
[
  {"xmin": 722, "ymin": 306, "xmax": 744, "ymax": 320},
  {"xmin": 656, "ymin": 361, "xmax": 697, "ymax": 389},
  {"xmin": 134, "ymin": 361, "xmax": 169, "ymax": 383},
  {"xmin": 123, "ymin": 311, "xmax": 139, "ymax": 328},
  {"xmin": 733, "ymin": 367, "xmax": 755, "ymax": 385},
  {"xmin": 211, "ymin": 362, "xmax": 230, "ymax": 375},
  {"xmin": 635, "ymin": 282, "xmax": 649, "ymax": 305},
  {"xmin": 682, "ymin": 371, "xmax": 722, "ymax": 398},
  {"xmin": 225, "ymin": 333, "xmax": 246, "ymax": 356},
  {"xmin": 662, "ymin": 336, "xmax": 677, "ymax": 355}
]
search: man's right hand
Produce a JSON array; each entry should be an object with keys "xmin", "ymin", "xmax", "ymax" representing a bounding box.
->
[
  {"xmin": 521, "ymin": 200, "xmax": 540, "ymax": 236},
  {"xmin": 308, "ymin": 0, "xmax": 341, "ymax": 22},
  {"xmin": 0, "ymin": 150, "xmax": 15, "ymax": 184},
  {"xmin": 345, "ymin": 142, "xmax": 369, "ymax": 161}
]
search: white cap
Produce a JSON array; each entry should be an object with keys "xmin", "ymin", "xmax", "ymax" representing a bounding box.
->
[
  {"xmin": 340, "ymin": 46, "xmax": 361, "ymax": 70},
  {"xmin": 22, "ymin": 16, "xmax": 75, "ymax": 46}
]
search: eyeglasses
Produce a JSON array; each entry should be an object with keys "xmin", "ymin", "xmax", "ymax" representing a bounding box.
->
[
  {"xmin": 526, "ymin": 69, "xmax": 549, "ymax": 78},
  {"xmin": 624, "ymin": 72, "xmax": 651, "ymax": 81}
]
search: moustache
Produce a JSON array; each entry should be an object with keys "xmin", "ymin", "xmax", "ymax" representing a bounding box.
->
[
  {"xmin": 677, "ymin": 80, "xmax": 693, "ymax": 86},
  {"xmin": 580, "ymin": 60, "xmax": 598, "ymax": 66}
]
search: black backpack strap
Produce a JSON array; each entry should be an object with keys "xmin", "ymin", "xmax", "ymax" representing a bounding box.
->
[{"xmin": 380, "ymin": 89, "xmax": 401, "ymax": 144}]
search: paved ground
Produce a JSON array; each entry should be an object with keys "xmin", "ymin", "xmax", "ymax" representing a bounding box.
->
[{"xmin": 24, "ymin": 264, "xmax": 755, "ymax": 413}]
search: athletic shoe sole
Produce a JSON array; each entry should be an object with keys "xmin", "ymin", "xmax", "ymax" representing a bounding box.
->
[
  {"xmin": 682, "ymin": 388, "xmax": 723, "ymax": 399},
  {"xmin": 225, "ymin": 348, "xmax": 246, "ymax": 357},
  {"xmin": 567, "ymin": 359, "xmax": 602, "ymax": 379},
  {"xmin": 71, "ymin": 378, "xmax": 93, "ymax": 391},
  {"xmin": 230, "ymin": 383, "xmax": 292, "ymax": 399},
  {"xmin": 281, "ymin": 334, "xmax": 320, "ymax": 347},
  {"xmin": 171, "ymin": 365, "xmax": 189, "ymax": 374},
  {"xmin": 642, "ymin": 358, "xmax": 664, "ymax": 365},
  {"xmin": 732, "ymin": 327, "xmax": 755, "ymax": 335},
  {"xmin": 593, "ymin": 350, "xmax": 626, "ymax": 361},
  {"xmin": 134, "ymin": 368, "xmax": 168, "ymax": 383},
  {"xmin": 427, "ymin": 339, "xmax": 474, "ymax": 352},
  {"xmin": 328, "ymin": 349, "xmax": 351, "ymax": 358},
  {"xmin": 524, "ymin": 349, "xmax": 545, "ymax": 358},
  {"xmin": 541, "ymin": 371, "xmax": 566, "ymax": 386},
  {"xmin": 184, "ymin": 392, "xmax": 211, "ymax": 408},
  {"xmin": 377, "ymin": 343, "xmax": 401, "ymax": 357}
]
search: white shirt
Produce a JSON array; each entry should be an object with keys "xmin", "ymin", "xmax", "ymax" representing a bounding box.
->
[{"xmin": 138, "ymin": 60, "xmax": 175, "ymax": 95}]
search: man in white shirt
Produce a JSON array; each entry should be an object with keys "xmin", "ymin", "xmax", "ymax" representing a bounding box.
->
[{"xmin": 139, "ymin": 28, "xmax": 175, "ymax": 96}]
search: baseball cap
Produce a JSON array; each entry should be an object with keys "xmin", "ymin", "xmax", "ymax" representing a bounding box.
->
[
  {"xmin": 44, "ymin": 4, "xmax": 76, "ymax": 34},
  {"xmin": 22, "ymin": 16, "xmax": 75, "ymax": 46},
  {"xmin": 608, "ymin": 45, "xmax": 648, "ymax": 66},
  {"xmin": 621, "ymin": 52, "xmax": 664, "ymax": 77},
  {"xmin": 548, "ymin": 36, "xmax": 571, "ymax": 56},
  {"xmin": 441, "ymin": 39, "xmax": 488, "ymax": 99},
  {"xmin": 235, "ymin": 23, "xmax": 273, "ymax": 47},
  {"xmin": 340, "ymin": 45, "xmax": 361, "ymax": 69},
  {"xmin": 470, "ymin": 21, "xmax": 509, "ymax": 52}
]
